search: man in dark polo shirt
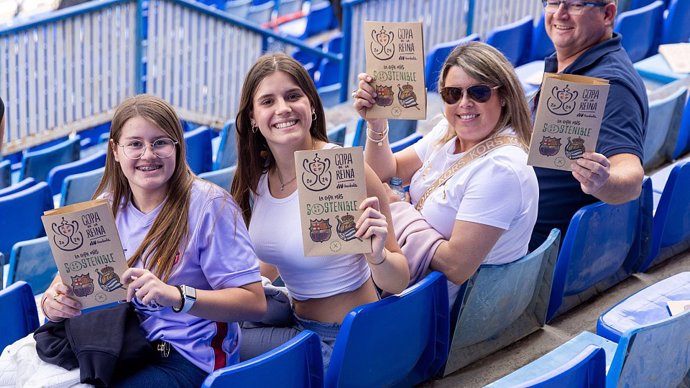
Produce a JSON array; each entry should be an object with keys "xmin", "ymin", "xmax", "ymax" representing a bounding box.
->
[{"xmin": 529, "ymin": 0, "xmax": 648, "ymax": 250}]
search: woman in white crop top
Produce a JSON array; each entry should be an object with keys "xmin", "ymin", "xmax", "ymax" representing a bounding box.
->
[
  {"xmin": 231, "ymin": 53, "xmax": 409, "ymax": 368},
  {"xmin": 353, "ymin": 42, "xmax": 539, "ymax": 307}
]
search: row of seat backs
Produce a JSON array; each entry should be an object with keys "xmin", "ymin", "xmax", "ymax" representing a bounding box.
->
[
  {"xmin": 643, "ymin": 85, "xmax": 688, "ymax": 171},
  {"xmin": 202, "ymin": 271, "xmax": 450, "ymax": 388},
  {"xmin": 0, "ymin": 281, "xmax": 39, "ymax": 353}
]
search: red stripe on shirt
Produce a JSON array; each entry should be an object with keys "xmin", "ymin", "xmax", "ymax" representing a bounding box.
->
[{"xmin": 212, "ymin": 321, "xmax": 228, "ymax": 370}]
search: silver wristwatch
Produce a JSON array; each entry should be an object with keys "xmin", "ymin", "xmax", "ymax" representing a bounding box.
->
[{"xmin": 172, "ymin": 285, "xmax": 197, "ymax": 314}]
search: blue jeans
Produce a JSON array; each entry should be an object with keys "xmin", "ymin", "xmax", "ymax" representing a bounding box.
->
[
  {"xmin": 112, "ymin": 343, "xmax": 208, "ymax": 387},
  {"xmin": 240, "ymin": 313, "xmax": 341, "ymax": 370}
]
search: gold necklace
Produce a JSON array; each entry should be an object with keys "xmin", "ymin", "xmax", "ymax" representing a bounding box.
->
[{"xmin": 275, "ymin": 168, "xmax": 297, "ymax": 191}]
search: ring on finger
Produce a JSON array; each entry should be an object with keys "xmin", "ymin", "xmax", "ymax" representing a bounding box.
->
[
  {"xmin": 351, "ymin": 90, "xmax": 358, "ymax": 98},
  {"xmin": 53, "ymin": 293, "xmax": 59, "ymax": 301}
]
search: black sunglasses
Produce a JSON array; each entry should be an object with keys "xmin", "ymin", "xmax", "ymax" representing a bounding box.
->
[{"xmin": 440, "ymin": 85, "xmax": 500, "ymax": 104}]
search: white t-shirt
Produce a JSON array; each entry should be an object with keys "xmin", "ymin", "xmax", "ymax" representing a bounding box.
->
[{"xmin": 411, "ymin": 120, "xmax": 539, "ymax": 302}]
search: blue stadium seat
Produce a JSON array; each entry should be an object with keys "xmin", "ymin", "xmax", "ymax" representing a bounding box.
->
[
  {"xmin": 317, "ymin": 83, "xmax": 342, "ymax": 108},
  {"xmin": 425, "ymin": 34, "xmax": 480, "ymax": 93},
  {"xmin": 485, "ymin": 16, "xmax": 533, "ymax": 67},
  {"xmin": 529, "ymin": 12, "xmax": 555, "ymax": 62},
  {"xmin": 0, "ymin": 160, "xmax": 11, "ymax": 189},
  {"xmin": 672, "ymin": 96, "xmax": 690, "ymax": 159},
  {"xmin": 486, "ymin": 345, "xmax": 606, "ymax": 388},
  {"xmin": 198, "ymin": 166, "xmax": 236, "ymax": 190},
  {"xmin": 315, "ymin": 58, "xmax": 339, "ymax": 88},
  {"xmin": 19, "ymin": 136, "xmax": 81, "ymax": 182},
  {"xmin": 390, "ymin": 132, "xmax": 422, "ymax": 153},
  {"xmin": 546, "ymin": 179, "xmax": 653, "ymax": 322},
  {"xmin": 225, "ymin": 0, "xmax": 252, "ymax": 17},
  {"xmin": 279, "ymin": 1, "xmax": 333, "ymax": 40},
  {"xmin": 0, "ymin": 182, "xmax": 54, "ymax": 263},
  {"xmin": 184, "ymin": 126, "xmax": 213, "ymax": 175},
  {"xmin": 246, "ymin": 0, "xmax": 274, "ymax": 25},
  {"xmin": 7, "ymin": 236, "xmax": 57, "ymax": 295},
  {"xmin": 614, "ymin": 1, "xmax": 664, "ymax": 62},
  {"xmin": 352, "ymin": 118, "xmax": 418, "ymax": 148},
  {"xmin": 60, "ymin": 167, "xmax": 104, "ymax": 207},
  {"xmin": 661, "ymin": 0, "xmax": 690, "ymax": 44},
  {"xmin": 0, "ymin": 178, "xmax": 37, "ymax": 198},
  {"xmin": 634, "ymin": 53, "xmax": 689, "ymax": 85},
  {"xmin": 291, "ymin": 44, "xmax": 324, "ymax": 80},
  {"xmin": 276, "ymin": 0, "xmax": 301, "ymax": 17},
  {"xmin": 642, "ymin": 86, "xmax": 687, "ymax": 170},
  {"xmin": 325, "ymin": 272, "xmax": 449, "ymax": 387},
  {"xmin": 441, "ymin": 229, "xmax": 561, "ymax": 376},
  {"xmin": 0, "ymin": 281, "xmax": 39, "ymax": 352},
  {"xmin": 637, "ymin": 161, "xmax": 690, "ymax": 272},
  {"xmin": 325, "ymin": 32, "xmax": 342, "ymax": 54},
  {"xmin": 213, "ymin": 120, "xmax": 238, "ymax": 171},
  {"xmin": 326, "ymin": 124, "xmax": 346, "ymax": 146},
  {"xmin": 201, "ymin": 330, "xmax": 323, "ymax": 388},
  {"xmin": 597, "ymin": 271, "xmax": 690, "ymax": 342},
  {"xmin": 46, "ymin": 150, "xmax": 106, "ymax": 196}
]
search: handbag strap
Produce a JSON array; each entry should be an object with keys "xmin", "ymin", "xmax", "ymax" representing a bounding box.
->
[{"xmin": 415, "ymin": 134, "xmax": 525, "ymax": 212}]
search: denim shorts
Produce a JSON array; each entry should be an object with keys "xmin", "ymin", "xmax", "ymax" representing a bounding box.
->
[{"xmin": 293, "ymin": 313, "xmax": 341, "ymax": 370}]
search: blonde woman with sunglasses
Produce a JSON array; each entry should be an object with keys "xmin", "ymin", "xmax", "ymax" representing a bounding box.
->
[{"xmin": 353, "ymin": 41, "xmax": 538, "ymax": 306}]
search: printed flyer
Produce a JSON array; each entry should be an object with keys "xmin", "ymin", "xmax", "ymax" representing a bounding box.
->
[
  {"xmin": 295, "ymin": 147, "xmax": 372, "ymax": 256},
  {"xmin": 41, "ymin": 199, "xmax": 128, "ymax": 310},
  {"xmin": 528, "ymin": 73, "xmax": 610, "ymax": 171},
  {"xmin": 364, "ymin": 20, "xmax": 427, "ymax": 120}
]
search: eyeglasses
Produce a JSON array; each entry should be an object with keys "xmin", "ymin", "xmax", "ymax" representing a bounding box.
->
[
  {"xmin": 439, "ymin": 85, "xmax": 500, "ymax": 105},
  {"xmin": 116, "ymin": 138, "xmax": 178, "ymax": 160},
  {"xmin": 542, "ymin": 0, "xmax": 608, "ymax": 15}
]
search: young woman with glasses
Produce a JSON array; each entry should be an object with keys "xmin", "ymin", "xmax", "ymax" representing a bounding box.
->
[
  {"xmin": 353, "ymin": 41, "xmax": 539, "ymax": 306},
  {"xmin": 40, "ymin": 94, "xmax": 266, "ymax": 386}
]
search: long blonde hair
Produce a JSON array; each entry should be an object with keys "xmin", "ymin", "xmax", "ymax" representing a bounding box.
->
[
  {"xmin": 93, "ymin": 94, "xmax": 194, "ymax": 282},
  {"xmin": 231, "ymin": 53, "xmax": 328, "ymax": 225},
  {"xmin": 438, "ymin": 41, "xmax": 532, "ymax": 146}
]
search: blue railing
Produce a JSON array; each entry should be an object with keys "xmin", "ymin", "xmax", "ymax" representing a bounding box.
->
[{"xmin": 1, "ymin": 0, "xmax": 541, "ymax": 153}]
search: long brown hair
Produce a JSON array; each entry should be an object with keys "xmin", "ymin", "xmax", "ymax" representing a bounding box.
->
[
  {"xmin": 231, "ymin": 53, "xmax": 328, "ymax": 225},
  {"xmin": 93, "ymin": 94, "xmax": 194, "ymax": 282},
  {"xmin": 438, "ymin": 41, "xmax": 532, "ymax": 146}
]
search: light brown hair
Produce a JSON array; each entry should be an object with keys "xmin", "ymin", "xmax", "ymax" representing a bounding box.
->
[
  {"xmin": 94, "ymin": 94, "xmax": 194, "ymax": 282},
  {"xmin": 231, "ymin": 53, "xmax": 328, "ymax": 225},
  {"xmin": 438, "ymin": 41, "xmax": 533, "ymax": 147}
]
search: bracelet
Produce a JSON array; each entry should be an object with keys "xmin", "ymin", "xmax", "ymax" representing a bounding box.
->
[
  {"xmin": 171, "ymin": 285, "xmax": 186, "ymax": 313},
  {"xmin": 368, "ymin": 249, "xmax": 387, "ymax": 266},
  {"xmin": 366, "ymin": 125, "xmax": 389, "ymax": 147}
]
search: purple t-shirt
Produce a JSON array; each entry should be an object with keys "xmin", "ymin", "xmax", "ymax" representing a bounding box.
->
[{"xmin": 113, "ymin": 179, "xmax": 261, "ymax": 372}]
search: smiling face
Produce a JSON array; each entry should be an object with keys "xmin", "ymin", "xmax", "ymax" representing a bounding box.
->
[
  {"xmin": 250, "ymin": 71, "xmax": 314, "ymax": 149},
  {"xmin": 443, "ymin": 66, "xmax": 503, "ymax": 152},
  {"xmin": 545, "ymin": 1, "xmax": 615, "ymax": 66},
  {"xmin": 111, "ymin": 116, "xmax": 176, "ymax": 205}
]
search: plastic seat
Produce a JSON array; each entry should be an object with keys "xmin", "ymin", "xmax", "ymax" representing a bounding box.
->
[
  {"xmin": 276, "ymin": 0, "xmax": 301, "ymax": 17},
  {"xmin": 213, "ymin": 120, "xmax": 238, "ymax": 171},
  {"xmin": 485, "ymin": 16, "xmax": 533, "ymax": 67},
  {"xmin": 672, "ymin": 96, "xmax": 690, "ymax": 160},
  {"xmin": 634, "ymin": 53, "xmax": 688, "ymax": 85},
  {"xmin": 597, "ymin": 271, "xmax": 690, "ymax": 342},
  {"xmin": 7, "ymin": 236, "xmax": 57, "ymax": 295},
  {"xmin": 546, "ymin": 179, "xmax": 653, "ymax": 322},
  {"xmin": 46, "ymin": 150, "xmax": 106, "ymax": 195},
  {"xmin": 486, "ymin": 345, "xmax": 606, "ymax": 388},
  {"xmin": 326, "ymin": 124, "xmax": 346, "ymax": 146},
  {"xmin": 425, "ymin": 34, "xmax": 480, "ymax": 93},
  {"xmin": 19, "ymin": 136, "xmax": 81, "ymax": 182},
  {"xmin": 661, "ymin": 0, "xmax": 690, "ymax": 44},
  {"xmin": 390, "ymin": 132, "xmax": 422, "ymax": 153},
  {"xmin": 0, "ymin": 281, "xmax": 39, "ymax": 352},
  {"xmin": 637, "ymin": 161, "xmax": 690, "ymax": 271},
  {"xmin": 642, "ymin": 86, "xmax": 687, "ymax": 171},
  {"xmin": 0, "ymin": 160, "xmax": 10, "ymax": 189},
  {"xmin": 202, "ymin": 330, "xmax": 323, "ymax": 388},
  {"xmin": 325, "ymin": 32, "xmax": 342, "ymax": 54},
  {"xmin": 246, "ymin": 0, "xmax": 274, "ymax": 25},
  {"xmin": 198, "ymin": 166, "xmax": 236, "ymax": 190},
  {"xmin": 225, "ymin": 0, "xmax": 252, "ymax": 17},
  {"xmin": 291, "ymin": 44, "xmax": 324, "ymax": 80},
  {"xmin": 614, "ymin": 1, "xmax": 664, "ymax": 62},
  {"xmin": 184, "ymin": 126, "xmax": 213, "ymax": 175},
  {"xmin": 529, "ymin": 12, "xmax": 555, "ymax": 62},
  {"xmin": 441, "ymin": 229, "xmax": 561, "ymax": 376},
  {"xmin": 325, "ymin": 272, "xmax": 449, "ymax": 387},
  {"xmin": 0, "ymin": 182, "xmax": 54, "ymax": 261},
  {"xmin": 278, "ymin": 1, "xmax": 333, "ymax": 40},
  {"xmin": 60, "ymin": 167, "xmax": 104, "ymax": 207},
  {"xmin": 315, "ymin": 58, "xmax": 339, "ymax": 88},
  {"xmin": 0, "ymin": 178, "xmax": 37, "ymax": 198},
  {"xmin": 317, "ymin": 83, "xmax": 342, "ymax": 108}
]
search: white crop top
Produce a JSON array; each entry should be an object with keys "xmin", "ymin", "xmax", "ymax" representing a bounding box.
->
[{"xmin": 248, "ymin": 144, "xmax": 371, "ymax": 301}]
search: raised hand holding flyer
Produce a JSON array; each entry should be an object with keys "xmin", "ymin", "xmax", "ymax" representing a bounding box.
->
[
  {"xmin": 364, "ymin": 21, "xmax": 426, "ymax": 120},
  {"xmin": 295, "ymin": 147, "xmax": 372, "ymax": 257},
  {"xmin": 528, "ymin": 73, "xmax": 610, "ymax": 171},
  {"xmin": 41, "ymin": 199, "xmax": 128, "ymax": 310}
]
